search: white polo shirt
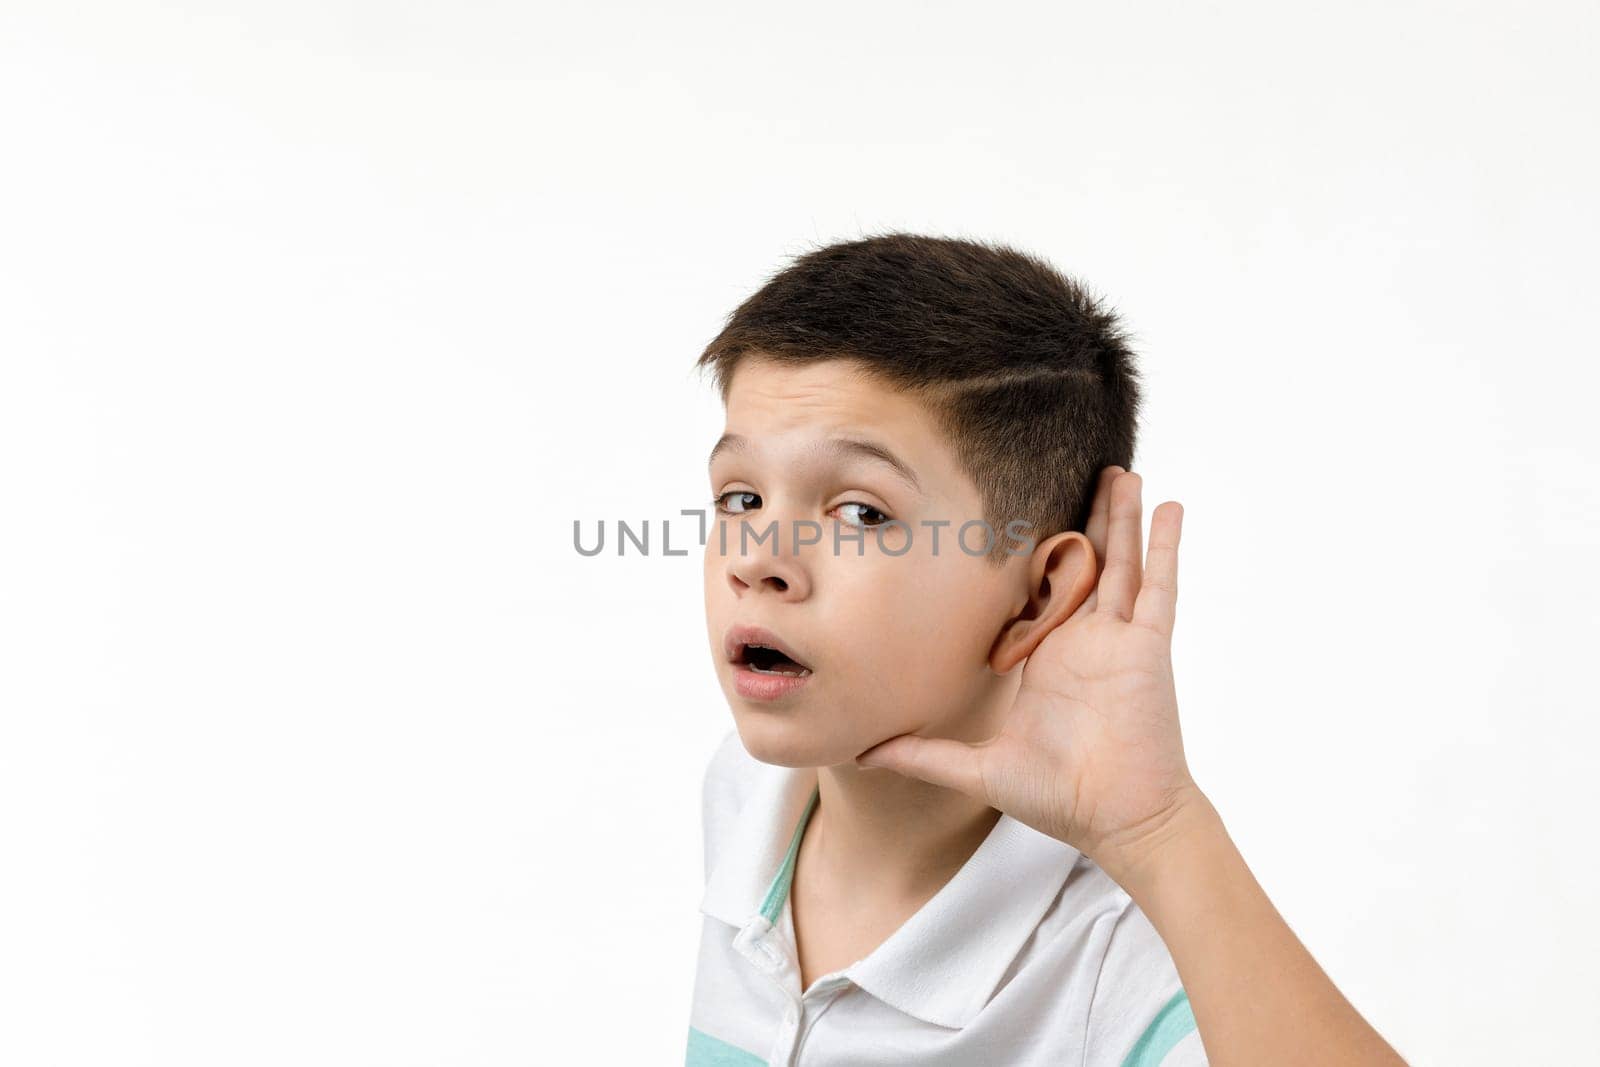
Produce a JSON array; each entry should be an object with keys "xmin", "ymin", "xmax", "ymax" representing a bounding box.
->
[{"xmin": 686, "ymin": 729, "xmax": 1207, "ymax": 1066}]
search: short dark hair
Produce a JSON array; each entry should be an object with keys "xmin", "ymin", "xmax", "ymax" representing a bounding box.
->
[{"xmin": 695, "ymin": 232, "xmax": 1144, "ymax": 562}]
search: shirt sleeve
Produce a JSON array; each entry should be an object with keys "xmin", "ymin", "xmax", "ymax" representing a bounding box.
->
[{"xmin": 1082, "ymin": 896, "xmax": 1209, "ymax": 1067}]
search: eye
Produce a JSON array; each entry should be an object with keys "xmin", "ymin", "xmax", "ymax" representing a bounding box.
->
[
  {"xmin": 832, "ymin": 501, "xmax": 890, "ymax": 528},
  {"xmin": 713, "ymin": 490, "xmax": 761, "ymax": 514}
]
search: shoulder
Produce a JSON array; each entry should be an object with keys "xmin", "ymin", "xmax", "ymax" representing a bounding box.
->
[
  {"xmin": 1077, "ymin": 862, "xmax": 1207, "ymax": 1066},
  {"xmin": 698, "ymin": 727, "xmax": 759, "ymax": 880}
]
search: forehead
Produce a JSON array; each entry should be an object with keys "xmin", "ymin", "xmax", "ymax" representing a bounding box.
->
[{"xmin": 721, "ymin": 355, "xmax": 937, "ymax": 442}]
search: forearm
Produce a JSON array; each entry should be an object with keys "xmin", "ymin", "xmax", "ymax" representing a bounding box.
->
[{"xmin": 1100, "ymin": 791, "xmax": 1406, "ymax": 1067}]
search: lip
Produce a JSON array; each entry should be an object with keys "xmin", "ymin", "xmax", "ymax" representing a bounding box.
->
[
  {"xmin": 724, "ymin": 624, "xmax": 813, "ymax": 670},
  {"xmin": 724, "ymin": 623, "xmax": 814, "ymax": 702}
]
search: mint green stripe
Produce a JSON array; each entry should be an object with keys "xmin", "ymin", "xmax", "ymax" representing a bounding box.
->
[
  {"xmin": 1121, "ymin": 989, "xmax": 1197, "ymax": 1067},
  {"xmin": 686, "ymin": 1025, "xmax": 766, "ymax": 1066},
  {"xmin": 759, "ymin": 785, "xmax": 819, "ymax": 923}
]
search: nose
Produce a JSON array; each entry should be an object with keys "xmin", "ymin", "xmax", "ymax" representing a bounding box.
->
[{"xmin": 724, "ymin": 522, "xmax": 813, "ymax": 601}]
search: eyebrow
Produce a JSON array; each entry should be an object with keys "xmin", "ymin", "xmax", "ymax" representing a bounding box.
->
[{"xmin": 708, "ymin": 433, "xmax": 924, "ymax": 495}]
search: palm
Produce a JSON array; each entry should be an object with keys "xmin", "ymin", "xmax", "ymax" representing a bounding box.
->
[
  {"xmin": 857, "ymin": 467, "xmax": 1192, "ymax": 860},
  {"xmin": 984, "ymin": 601, "xmax": 1185, "ymax": 852}
]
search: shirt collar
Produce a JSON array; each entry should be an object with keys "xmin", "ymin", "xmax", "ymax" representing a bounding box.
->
[
  {"xmin": 699, "ymin": 760, "xmax": 1082, "ymax": 1030},
  {"xmin": 700, "ymin": 760, "xmax": 820, "ymax": 928}
]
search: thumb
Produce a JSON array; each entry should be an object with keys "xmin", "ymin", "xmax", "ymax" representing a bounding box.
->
[{"xmin": 855, "ymin": 734, "xmax": 987, "ymax": 801}]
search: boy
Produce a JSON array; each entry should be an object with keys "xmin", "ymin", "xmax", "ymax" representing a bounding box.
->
[{"xmin": 685, "ymin": 234, "xmax": 1403, "ymax": 1065}]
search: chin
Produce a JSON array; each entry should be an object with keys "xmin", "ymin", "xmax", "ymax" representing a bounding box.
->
[{"xmin": 728, "ymin": 707, "xmax": 867, "ymax": 769}]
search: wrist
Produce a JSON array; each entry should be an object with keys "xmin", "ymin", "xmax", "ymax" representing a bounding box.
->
[{"xmin": 1091, "ymin": 783, "xmax": 1227, "ymax": 896}]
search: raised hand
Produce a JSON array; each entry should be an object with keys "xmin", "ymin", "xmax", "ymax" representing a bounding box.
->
[
  {"xmin": 856, "ymin": 467, "xmax": 1412, "ymax": 1064},
  {"xmin": 854, "ymin": 467, "xmax": 1198, "ymax": 874}
]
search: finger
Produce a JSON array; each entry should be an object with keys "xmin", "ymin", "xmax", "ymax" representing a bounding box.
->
[
  {"xmin": 1072, "ymin": 466, "xmax": 1122, "ymax": 619},
  {"xmin": 1133, "ymin": 501, "xmax": 1183, "ymax": 635},
  {"xmin": 855, "ymin": 734, "xmax": 987, "ymax": 801},
  {"xmin": 1096, "ymin": 471, "xmax": 1144, "ymax": 621},
  {"xmin": 1084, "ymin": 465, "xmax": 1122, "ymax": 567}
]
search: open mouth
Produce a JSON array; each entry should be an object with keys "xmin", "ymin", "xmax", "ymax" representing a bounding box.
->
[{"xmin": 736, "ymin": 644, "xmax": 813, "ymax": 677}]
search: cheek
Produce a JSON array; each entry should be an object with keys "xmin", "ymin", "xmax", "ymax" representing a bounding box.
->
[
  {"xmin": 703, "ymin": 547, "xmax": 731, "ymax": 651},
  {"xmin": 820, "ymin": 551, "xmax": 993, "ymax": 711},
  {"xmin": 703, "ymin": 534, "xmax": 734, "ymax": 601},
  {"xmin": 701, "ymin": 554, "xmax": 716, "ymax": 617}
]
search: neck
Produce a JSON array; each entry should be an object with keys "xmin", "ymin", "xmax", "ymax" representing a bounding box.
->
[
  {"xmin": 808, "ymin": 763, "xmax": 1001, "ymax": 900},
  {"xmin": 804, "ymin": 678, "xmax": 1017, "ymax": 901}
]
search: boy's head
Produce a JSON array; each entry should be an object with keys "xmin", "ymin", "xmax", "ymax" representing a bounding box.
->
[{"xmin": 697, "ymin": 233, "xmax": 1142, "ymax": 769}]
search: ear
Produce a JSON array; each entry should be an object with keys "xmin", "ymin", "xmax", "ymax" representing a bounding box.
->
[{"xmin": 987, "ymin": 531, "xmax": 1097, "ymax": 674}]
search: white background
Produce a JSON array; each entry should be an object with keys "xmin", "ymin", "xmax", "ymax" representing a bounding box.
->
[{"xmin": 2, "ymin": 2, "xmax": 1596, "ymax": 1064}]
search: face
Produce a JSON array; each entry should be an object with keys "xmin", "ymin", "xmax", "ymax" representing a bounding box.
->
[{"xmin": 703, "ymin": 355, "xmax": 1031, "ymax": 768}]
